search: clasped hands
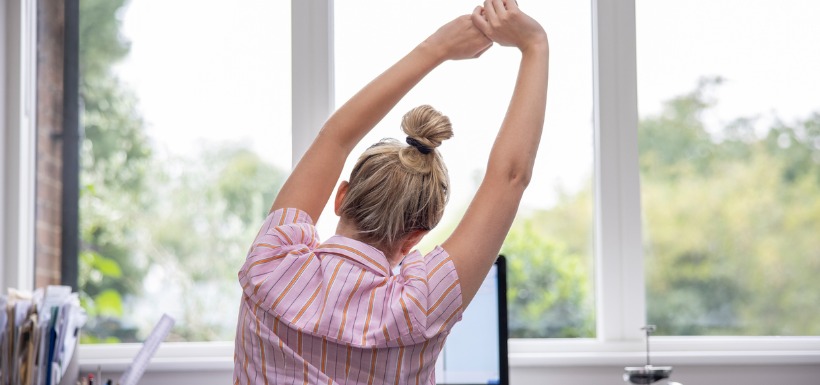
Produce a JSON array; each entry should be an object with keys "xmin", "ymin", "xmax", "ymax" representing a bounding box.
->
[{"xmin": 425, "ymin": 0, "xmax": 548, "ymax": 62}]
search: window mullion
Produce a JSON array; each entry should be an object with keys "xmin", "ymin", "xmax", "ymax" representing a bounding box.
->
[
  {"xmin": 591, "ymin": 0, "xmax": 644, "ymax": 343},
  {"xmin": 291, "ymin": 0, "xmax": 335, "ymax": 169}
]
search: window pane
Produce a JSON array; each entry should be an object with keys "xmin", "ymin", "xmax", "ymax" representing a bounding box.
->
[
  {"xmin": 79, "ymin": 0, "xmax": 291, "ymax": 342},
  {"xmin": 637, "ymin": 0, "xmax": 820, "ymax": 336},
  {"xmin": 332, "ymin": 1, "xmax": 595, "ymax": 338}
]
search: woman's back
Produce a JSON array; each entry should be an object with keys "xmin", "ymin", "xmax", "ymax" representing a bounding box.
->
[{"xmin": 235, "ymin": 209, "xmax": 462, "ymax": 385}]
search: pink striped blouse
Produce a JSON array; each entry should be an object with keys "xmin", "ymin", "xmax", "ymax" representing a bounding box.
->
[{"xmin": 234, "ymin": 208, "xmax": 464, "ymax": 385}]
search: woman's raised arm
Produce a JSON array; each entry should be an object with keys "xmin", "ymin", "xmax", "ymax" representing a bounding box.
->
[
  {"xmin": 270, "ymin": 15, "xmax": 492, "ymax": 221},
  {"xmin": 443, "ymin": 0, "xmax": 549, "ymax": 307}
]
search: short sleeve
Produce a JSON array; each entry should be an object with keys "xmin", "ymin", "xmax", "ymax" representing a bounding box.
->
[
  {"xmin": 392, "ymin": 246, "xmax": 463, "ymax": 341},
  {"xmin": 237, "ymin": 208, "xmax": 320, "ymax": 306}
]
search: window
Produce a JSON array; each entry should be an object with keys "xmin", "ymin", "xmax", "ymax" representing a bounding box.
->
[
  {"xmin": 637, "ymin": 0, "xmax": 820, "ymax": 336},
  {"xmin": 78, "ymin": 0, "xmax": 291, "ymax": 342},
  {"xmin": 332, "ymin": 0, "xmax": 596, "ymax": 339},
  {"xmin": 1, "ymin": 0, "xmax": 802, "ymax": 367}
]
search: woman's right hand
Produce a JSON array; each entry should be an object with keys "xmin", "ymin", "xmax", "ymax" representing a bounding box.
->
[{"xmin": 471, "ymin": 0, "xmax": 547, "ymax": 53}]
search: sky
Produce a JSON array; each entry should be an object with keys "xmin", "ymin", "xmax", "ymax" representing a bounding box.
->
[{"xmin": 115, "ymin": 0, "xmax": 820, "ymax": 243}]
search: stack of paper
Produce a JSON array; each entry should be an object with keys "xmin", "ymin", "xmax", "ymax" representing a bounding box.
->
[{"xmin": 0, "ymin": 286, "xmax": 86, "ymax": 385}]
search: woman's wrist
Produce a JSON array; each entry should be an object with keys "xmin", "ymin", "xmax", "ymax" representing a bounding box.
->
[
  {"xmin": 417, "ymin": 39, "xmax": 450, "ymax": 65},
  {"xmin": 519, "ymin": 34, "xmax": 550, "ymax": 56}
]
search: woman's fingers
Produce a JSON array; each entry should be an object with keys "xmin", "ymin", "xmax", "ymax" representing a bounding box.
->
[
  {"xmin": 471, "ymin": 6, "xmax": 492, "ymax": 37},
  {"xmin": 491, "ymin": 0, "xmax": 508, "ymax": 18},
  {"xmin": 483, "ymin": 0, "xmax": 499, "ymax": 25}
]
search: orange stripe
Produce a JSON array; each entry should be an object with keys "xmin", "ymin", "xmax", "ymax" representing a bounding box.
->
[
  {"xmin": 292, "ymin": 284, "xmax": 322, "ymax": 324},
  {"xmin": 241, "ymin": 306, "xmax": 250, "ymax": 380},
  {"xmin": 382, "ymin": 325, "xmax": 390, "ymax": 341},
  {"xmin": 256, "ymin": 243, "xmax": 279, "ymax": 249},
  {"xmin": 314, "ymin": 260, "xmax": 344, "ymax": 333},
  {"xmin": 427, "ymin": 258, "xmax": 448, "ymax": 280},
  {"xmin": 278, "ymin": 209, "xmax": 287, "ymax": 226},
  {"xmin": 274, "ymin": 318, "xmax": 284, "ymax": 348},
  {"xmin": 405, "ymin": 274, "xmax": 427, "ymax": 283},
  {"xmin": 271, "ymin": 257, "xmax": 314, "ymax": 311},
  {"xmin": 438, "ymin": 305, "xmax": 464, "ymax": 333},
  {"xmin": 303, "ymin": 362, "xmax": 309, "ymax": 385},
  {"xmin": 416, "ymin": 340, "xmax": 430, "ymax": 385},
  {"xmin": 367, "ymin": 350, "xmax": 378, "ymax": 385},
  {"xmin": 275, "ymin": 227, "xmax": 294, "ymax": 245},
  {"xmin": 255, "ymin": 304, "xmax": 269, "ymax": 385},
  {"xmin": 362, "ymin": 280, "xmax": 387, "ymax": 345},
  {"xmin": 405, "ymin": 292, "xmax": 425, "ymax": 314},
  {"xmin": 394, "ymin": 343, "xmax": 405, "ymax": 385},
  {"xmin": 247, "ymin": 250, "xmax": 289, "ymax": 272},
  {"xmin": 402, "ymin": 260, "xmax": 424, "ymax": 268},
  {"xmin": 299, "ymin": 331, "xmax": 309, "ymax": 385},
  {"xmin": 427, "ymin": 280, "xmax": 459, "ymax": 316},
  {"xmin": 322, "ymin": 243, "xmax": 389, "ymax": 275},
  {"xmin": 321, "ymin": 336, "xmax": 328, "ymax": 372},
  {"xmin": 399, "ymin": 297, "xmax": 414, "ymax": 333},
  {"xmin": 338, "ymin": 271, "xmax": 367, "ymax": 340},
  {"xmin": 345, "ymin": 344, "xmax": 352, "ymax": 378}
]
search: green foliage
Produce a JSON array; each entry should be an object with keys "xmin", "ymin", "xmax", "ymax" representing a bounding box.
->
[
  {"xmin": 136, "ymin": 147, "xmax": 284, "ymax": 341},
  {"xmin": 78, "ymin": 0, "xmax": 287, "ymax": 342},
  {"xmin": 501, "ymin": 75, "xmax": 820, "ymax": 338},
  {"xmin": 79, "ymin": 0, "xmax": 148, "ymax": 343},
  {"xmin": 79, "ymin": 0, "xmax": 130, "ymax": 80},
  {"xmin": 502, "ymin": 222, "xmax": 594, "ymax": 338},
  {"xmin": 641, "ymin": 78, "xmax": 820, "ymax": 336}
]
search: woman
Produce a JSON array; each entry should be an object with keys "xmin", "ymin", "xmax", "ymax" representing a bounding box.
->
[{"xmin": 235, "ymin": 2, "xmax": 548, "ymax": 384}]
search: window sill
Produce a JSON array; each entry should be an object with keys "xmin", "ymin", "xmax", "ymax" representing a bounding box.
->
[{"xmin": 78, "ymin": 338, "xmax": 820, "ymax": 373}]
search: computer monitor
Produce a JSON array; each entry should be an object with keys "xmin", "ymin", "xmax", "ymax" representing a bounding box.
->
[{"xmin": 436, "ymin": 255, "xmax": 508, "ymax": 385}]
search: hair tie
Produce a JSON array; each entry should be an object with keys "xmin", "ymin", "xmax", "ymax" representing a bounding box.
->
[{"xmin": 406, "ymin": 137, "xmax": 432, "ymax": 154}]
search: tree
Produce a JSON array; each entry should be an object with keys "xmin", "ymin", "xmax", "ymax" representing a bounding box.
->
[
  {"xmin": 79, "ymin": 0, "xmax": 152, "ymax": 342},
  {"xmin": 502, "ymin": 220, "xmax": 594, "ymax": 338},
  {"xmin": 640, "ymin": 78, "xmax": 820, "ymax": 335}
]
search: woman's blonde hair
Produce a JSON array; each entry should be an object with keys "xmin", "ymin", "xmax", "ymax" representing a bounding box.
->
[{"xmin": 339, "ymin": 105, "xmax": 453, "ymax": 252}]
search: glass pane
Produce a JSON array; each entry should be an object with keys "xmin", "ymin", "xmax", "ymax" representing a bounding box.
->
[
  {"xmin": 79, "ymin": 0, "xmax": 291, "ymax": 342},
  {"xmin": 332, "ymin": 1, "xmax": 595, "ymax": 338},
  {"xmin": 637, "ymin": 0, "xmax": 820, "ymax": 336}
]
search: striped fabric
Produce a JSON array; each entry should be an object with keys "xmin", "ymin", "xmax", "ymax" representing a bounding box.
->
[{"xmin": 234, "ymin": 208, "xmax": 463, "ymax": 385}]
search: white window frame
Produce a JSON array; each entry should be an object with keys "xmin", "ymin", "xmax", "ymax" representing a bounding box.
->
[
  {"xmin": 1, "ymin": 0, "xmax": 37, "ymax": 293},
  {"xmin": 0, "ymin": 0, "xmax": 808, "ymax": 370}
]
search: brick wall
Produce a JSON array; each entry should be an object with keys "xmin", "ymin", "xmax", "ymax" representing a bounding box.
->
[{"xmin": 34, "ymin": 0, "xmax": 65, "ymax": 288}]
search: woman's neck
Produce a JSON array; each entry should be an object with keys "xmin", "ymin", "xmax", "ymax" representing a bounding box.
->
[{"xmin": 335, "ymin": 219, "xmax": 402, "ymax": 269}]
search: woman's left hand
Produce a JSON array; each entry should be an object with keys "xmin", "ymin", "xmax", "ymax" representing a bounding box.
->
[{"xmin": 424, "ymin": 15, "xmax": 493, "ymax": 61}]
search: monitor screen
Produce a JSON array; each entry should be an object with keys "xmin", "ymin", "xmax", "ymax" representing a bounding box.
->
[{"xmin": 435, "ymin": 262, "xmax": 505, "ymax": 385}]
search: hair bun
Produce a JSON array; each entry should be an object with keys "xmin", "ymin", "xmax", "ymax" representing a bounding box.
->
[{"xmin": 401, "ymin": 105, "xmax": 454, "ymax": 152}]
